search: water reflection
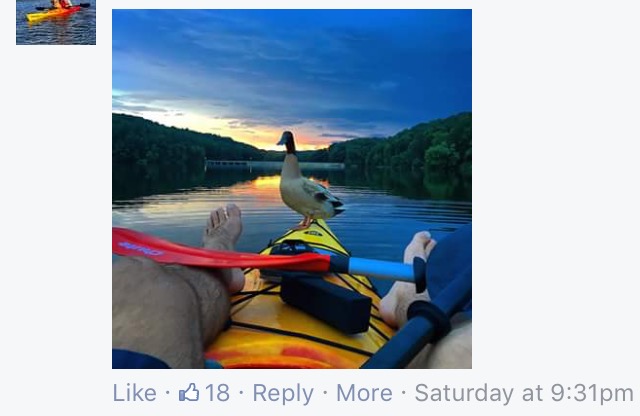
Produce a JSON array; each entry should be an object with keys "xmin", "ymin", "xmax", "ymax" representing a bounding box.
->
[{"xmin": 113, "ymin": 166, "xmax": 471, "ymax": 203}]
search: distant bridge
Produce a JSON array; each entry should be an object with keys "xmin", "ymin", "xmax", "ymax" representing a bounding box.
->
[{"xmin": 205, "ymin": 160, "xmax": 345, "ymax": 171}]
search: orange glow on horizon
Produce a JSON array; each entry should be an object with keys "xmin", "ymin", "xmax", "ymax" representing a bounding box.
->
[
  {"xmin": 232, "ymin": 128, "xmax": 325, "ymax": 152},
  {"xmin": 119, "ymin": 110, "xmax": 331, "ymax": 151}
]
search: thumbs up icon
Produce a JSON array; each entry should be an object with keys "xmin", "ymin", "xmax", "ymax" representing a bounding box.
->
[{"xmin": 179, "ymin": 383, "xmax": 200, "ymax": 401}]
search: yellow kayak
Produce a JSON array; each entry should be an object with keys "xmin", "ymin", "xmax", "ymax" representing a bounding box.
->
[
  {"xmin": 204, "ymin": 219, "xmax": 396, "ymax": 368},
  {"xmin": 26, "ymin": 5, "xmax": 82, "ymax": 23}
]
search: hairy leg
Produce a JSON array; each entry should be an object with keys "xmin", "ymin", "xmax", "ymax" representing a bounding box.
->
[{"xmin": 113, "ymin": 204, "xmax": 245, "ymax": 368}]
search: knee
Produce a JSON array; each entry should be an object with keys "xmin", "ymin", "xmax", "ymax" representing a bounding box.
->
[{"xmin": 426, "ymin": 321, "xmax": 472, "ymax": 369}]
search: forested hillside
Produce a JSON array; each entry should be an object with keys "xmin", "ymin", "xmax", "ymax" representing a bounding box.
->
[
  {"xmin": 112, "ymin": 112, "xmax": 471, "ymax": 177},
  {"xmin": 325, "ymin": 112, "xmax": 471, "ymax": 176},
  {"xmin": 112, "ymin": 114, "xmax": 265, "ymax": 171}
]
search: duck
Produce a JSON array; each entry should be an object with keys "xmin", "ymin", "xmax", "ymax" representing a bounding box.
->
[{"xmin": 277, "ymin": 131, "xmax": 344, "ymax": 229}]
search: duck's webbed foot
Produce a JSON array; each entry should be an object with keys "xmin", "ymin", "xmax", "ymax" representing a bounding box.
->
[{"xmin": 290, "ymin": 217, "xmax": 312, "ymax": 230}]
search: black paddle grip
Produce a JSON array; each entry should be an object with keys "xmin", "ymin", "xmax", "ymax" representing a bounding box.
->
[
  {"xmin": 413, "ymin": 257, "xmax": 427, "ymax": 293},
  {"xmin": 407, "ymin": 300, "xmax": 452, "ymax": 342}
]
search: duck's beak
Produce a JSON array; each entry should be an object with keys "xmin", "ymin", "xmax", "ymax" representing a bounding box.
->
[{"xmin": 278, "ymin": 131, "xmax": 293, "ymax": 146}]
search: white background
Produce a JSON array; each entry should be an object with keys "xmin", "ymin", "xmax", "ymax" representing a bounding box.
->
[{"xmin": 3, "ymin": 0, "xmax": 640, "ymax": 414}]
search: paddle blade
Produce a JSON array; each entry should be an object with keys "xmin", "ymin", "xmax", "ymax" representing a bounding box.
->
[{"xmin": 112, "ymin": 227, "xmax": 331, "ymax": 272}]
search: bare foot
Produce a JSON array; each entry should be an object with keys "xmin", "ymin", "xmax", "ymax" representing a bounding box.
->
[
  {"xmin": 203, "ymin": 204, "xmax": 243, "ymax": 250},
  {"xmin": 381, "ymin": 230, "xmax": 472, "ymax": 369},
  {"xmin": 380, "ymin": 231, "xmax": 436, "ymax": 328},
  {"xmin": 202, "ymin": 204, "xmax": 245, "ymax": 293}
]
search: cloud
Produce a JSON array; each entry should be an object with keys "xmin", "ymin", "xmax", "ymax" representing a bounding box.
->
[
  {"xmin": 112, "ymin": 9, "xmax": 471, "ymax": 147},
  {"xmin": 112, "ymin": 98, "xmax": 168, "ymax": 114},
  {"xmin": 319, "ymin": 133, "xmax": 358, "ymax": 139}
]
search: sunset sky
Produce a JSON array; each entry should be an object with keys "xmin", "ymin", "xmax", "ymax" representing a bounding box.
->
[{"xmin": 112, "ymin": 9, "xmax": 471, "ymax": 150}]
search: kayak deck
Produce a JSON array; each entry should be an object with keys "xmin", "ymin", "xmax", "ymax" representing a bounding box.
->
[
  {"xmin": 26, "ymin": 6, "xmax": 82, "ymax": 22},
  {"xmin": 204, "ymin": 219, "xmax": 396, "ymax": 368}
]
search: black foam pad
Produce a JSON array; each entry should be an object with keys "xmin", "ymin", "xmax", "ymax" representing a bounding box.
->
[{"xmin": 280, "ymin": 275, "xmax": 371, "ymax": 334}]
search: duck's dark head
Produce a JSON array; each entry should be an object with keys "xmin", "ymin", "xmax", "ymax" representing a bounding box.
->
[{"xmin": 277, "ymin": 131, "xmax": 296, "ymax": 154}]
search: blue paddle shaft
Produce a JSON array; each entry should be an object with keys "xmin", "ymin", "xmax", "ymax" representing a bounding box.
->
[
  {"xmin": 328, "ymin": 256, "xmax": 426, "ymax": 292},
  {"xmin": 348, "ymin": 257, "xmax": 414, "ymax": 282}
]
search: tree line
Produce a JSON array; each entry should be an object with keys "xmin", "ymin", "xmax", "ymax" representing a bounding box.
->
[
  {"xmin": 112, "ymin": 112, "xmax": 471, "ymax": 177},
  {"xmin": 324, "ymin": 112, "xmax": 471, "ymax": 176},
  {"xmin": 113, "ymin": 113, "xmax": 263, "ymax": 171}
]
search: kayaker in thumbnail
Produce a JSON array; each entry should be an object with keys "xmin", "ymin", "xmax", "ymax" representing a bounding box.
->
[
  {"xmin": 112, "ymin": 204, "xmax": 471, "ymax": 369},
  {"xmin": 51, "ymin": 0, "xmax": 73, "ymax": 8}
]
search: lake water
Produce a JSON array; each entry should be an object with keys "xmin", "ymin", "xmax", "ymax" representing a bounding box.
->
[
  {"xmin": 16, "ymin": 1, "xmax": 96, "ymax": 45},
  {"xmin": 112, "ymin": 168, "xmax": 472, "ymax": 294}
]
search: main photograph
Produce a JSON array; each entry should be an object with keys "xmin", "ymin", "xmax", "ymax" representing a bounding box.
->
[{"xmin": 112, "ymin": 9, "xmax": 472, "ymax": 369}]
